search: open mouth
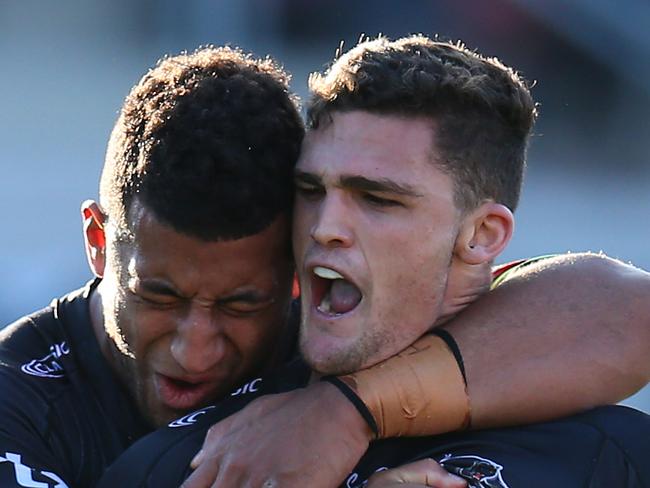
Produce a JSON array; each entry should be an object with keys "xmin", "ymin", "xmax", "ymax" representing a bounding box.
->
[
  {"xmin": 166, "ymin": 376, "xmax": 197, "ymax": 390},
  {"xmin": 311, "ymin": 266, "xmax": 362, "ymax": 316},
  {"xmin": 156, "ymin": 374, "xmax": 215, "ymax": 411}
]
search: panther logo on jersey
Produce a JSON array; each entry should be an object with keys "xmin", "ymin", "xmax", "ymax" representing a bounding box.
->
[
  {"xmin": 439, "ymin": 454, "xmax": 510, "ymax": 488},
  {"xmin": 20, "ymin": 342, "xmax": 70, "ymax": 379}
]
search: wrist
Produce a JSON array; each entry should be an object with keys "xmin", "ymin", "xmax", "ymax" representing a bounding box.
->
[
  {"xmin": 339, "ymin": 333, "xmax": 471, "ymax": 438},
  {"xmin": 319, "ymin": 379, "xmax": 375, "ymax": 444}
]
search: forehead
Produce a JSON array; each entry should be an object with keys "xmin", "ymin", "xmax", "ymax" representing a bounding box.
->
[
  {"xmin": 299, "ymin": 111, "xmax": 450, "ymax": 191},
  {"xmin": 121, "ymin": 204, "xmax": 291, "ymax": 293}
]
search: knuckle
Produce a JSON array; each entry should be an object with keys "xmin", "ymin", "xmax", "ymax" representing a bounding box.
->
[
  {"xmin": 206, "ymin": 424, "xmax": 221, "ymax": 439},
  {"xmin": 224, "ymin": 457, "xmax": 247, "ymax": 473},
  {"xmin": 367, "ymin": 470, "xmax": 388, "ymax": 482},
  {"xmin": 411, "ymin": 457, "xmax": 443, "ymax": 476}
]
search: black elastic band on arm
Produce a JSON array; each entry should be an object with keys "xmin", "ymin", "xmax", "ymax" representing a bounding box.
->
[
  {"xmin": 321, "ymin": 375, "xmax": 379, "ymax": 438},
  {"xmin": 431, "ymin": 328, "xmax": 467, "ymax": 386}
]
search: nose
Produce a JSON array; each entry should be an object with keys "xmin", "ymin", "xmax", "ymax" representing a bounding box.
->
[
  {"xmin": 310, "ymin": 192, "xmax": 354, "ymax": 248},
  {"xmin": 170, "ymin": 303, "xmax": 226, "ymax": 375}
]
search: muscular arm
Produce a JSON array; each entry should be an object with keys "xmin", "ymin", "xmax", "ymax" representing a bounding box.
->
[
  {"xmin": 176, "ymin": 253, "xmax": 650, "ymax": 487},
  {"xmin": 335, "ymin": 252, "xmax": 650, "ymax": 438},
  {"xmin": 454, "ymin": 252, "xmax": 650, "ymax": 427}
]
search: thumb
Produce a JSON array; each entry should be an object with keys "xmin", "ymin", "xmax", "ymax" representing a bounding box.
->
[{"xmin": 367, "ymin": 459, "xmax": 467, "ymax": 488}]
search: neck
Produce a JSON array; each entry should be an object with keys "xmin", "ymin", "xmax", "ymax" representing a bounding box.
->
[
  {"xmin": 89, "ymin": 283, "xmax": 107, "ymax": 354},
  {"xmin": 89, "ymin": 281, "xmax": 123, "ymax": 367}
]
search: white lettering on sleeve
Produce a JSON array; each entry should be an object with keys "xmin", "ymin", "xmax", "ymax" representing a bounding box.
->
[{"xmin": 0, "ymin": 452, "xmax": 69, "ymax": 488}]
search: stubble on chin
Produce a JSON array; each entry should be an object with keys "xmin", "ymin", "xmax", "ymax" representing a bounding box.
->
[
  {"xmin": 103, "ymin": 334, "xmax": 162, "ymax": 427},
  {"xmin": 130, "ymin": 367, "xmax": 171, "ymax": 428},
  {"xmin": 299, "ymin": 325, "xmax": 391, "ymax": 376}
]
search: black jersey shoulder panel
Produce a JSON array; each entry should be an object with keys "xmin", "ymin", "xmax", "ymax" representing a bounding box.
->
[{"xmin": 0, "ymin": 281, "xmax": 150, "ymax": 487}]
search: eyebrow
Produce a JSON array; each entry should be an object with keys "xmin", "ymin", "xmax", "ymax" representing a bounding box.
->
[
  {"xmin": 137, "ymin": 279, "xmax": 273, "ymax": 304},
  {"xmin": 294, "ymin": 171, "xmax": 321, "ymax": 187},
  {"xmin": 341, "ymin": 175, "xmax": 423, "ymax": 197},
  {"xmin": 295, "ymin": 170, "xmax": 422, "ymax": 197}
]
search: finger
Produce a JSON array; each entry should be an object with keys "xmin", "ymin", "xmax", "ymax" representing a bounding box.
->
[
  {"xmin": 180, "ymin": 458, "xmax": 221, "ymax": 488},
  {"xmin": 418, "ymin": 459, "xmax": 466, "ymax": 488},
  {"xmin": 369, "ymin": 484, "xmax": 450, "ymax": 488},
  {"xmin": 191, "ymin": 422, "xmax": 229, "ymax": 469},
  {"xmin": 210, "ymin": 463, "xmax": 247, "ymax": 488},
  {"xmin": 190, "ymin": 449, "xmax": 204, "ymax": 469},
  {"xmin": 368, "ymin": 459, "xmax": 466, "ymax": 488}
]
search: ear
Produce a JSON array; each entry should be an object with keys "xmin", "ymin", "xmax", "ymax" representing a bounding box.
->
[
  {"xmin": 81, "ymin": 200, "xmax": 107, "ymax": 277},
  {"xmin": 455, "ymin": 202, "xmax": 514, "ymax": 265}
]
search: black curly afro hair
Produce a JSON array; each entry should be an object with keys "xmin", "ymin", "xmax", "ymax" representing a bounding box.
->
[{"xmin": 101, "ymin": 46, "xmax": 304, "ymax": 241}]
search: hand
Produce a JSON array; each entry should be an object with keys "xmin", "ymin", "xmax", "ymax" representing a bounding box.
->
[
  {"xmin": 434, "ymin": 259, "xmax": 492, "ymax": 327},
  {"xmin": 366, "ymin": 459, "xmax": 467, "ymax": 488},
  {"xmin": 180, "ymin": 381, "xmax": 373, "ymax": 487}
]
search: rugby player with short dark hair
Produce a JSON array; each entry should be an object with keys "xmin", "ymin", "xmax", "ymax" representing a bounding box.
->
[
  {"xmin": 0, "ymin": 47, "xmax": 304, "ymax": 487},
  {"xmin": 95, "ymin": 37, "xmax": 650, "ymax": 488}
]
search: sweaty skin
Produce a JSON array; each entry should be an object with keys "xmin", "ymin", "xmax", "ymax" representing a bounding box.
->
[
  {"xmin": 174, "ymin": 253, "xmax": 650, "ymax": 488},
  {"xmin": 453, "ymin": 253, "xmax": 650, "ymax": 428},
  {"xmin": 185, "ymin": 203, "xmax": 650, "ymax": 488}
]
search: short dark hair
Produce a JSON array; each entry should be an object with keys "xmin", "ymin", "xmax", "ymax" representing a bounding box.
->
[
  {"xmin": 307, "ymin": 35, "xmax": 537, "ymax": 211},
  {"xmin": 100, "ymin": 46, "xmax": 304, "ymax": 241}
]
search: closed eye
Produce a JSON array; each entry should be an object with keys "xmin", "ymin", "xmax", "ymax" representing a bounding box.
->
[
  {"xmin": 131, "ymin": 291, "xmax": 179, "ymax": 309},
  {"xmin": 129, "ymin": 278, "xmax": 183, "ymax": 308},
  {"xmin": 219, "ymin": 298, "xmax": 275, "ymax": 317},
  {"xmin": 217, "ymin": 289, "xmax": 276, "ymax": 318},
  {"xmin": 361, "ymin": 192, "xmax": 403, "ymax": 208},
  {"xmin": 295, "ymin": 181, "xmax": 325, "ymax": 200}
]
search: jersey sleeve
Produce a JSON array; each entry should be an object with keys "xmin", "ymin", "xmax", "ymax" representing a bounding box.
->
[
  {"xmin": 0, "ymin": 371, "xmax": 72, "ymax": 488},
  {"xmin": 490, "ymin": 255, "xmax": 554, "ymax": 289},
  {"xmin": 579, "ymin": 406, "xmax": 650, "ymax": 488}
]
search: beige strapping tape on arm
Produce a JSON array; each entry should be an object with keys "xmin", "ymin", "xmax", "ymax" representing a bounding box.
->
[{"xmin": 337, "ymin": 334, "xmax": 471, "ymax": 438}]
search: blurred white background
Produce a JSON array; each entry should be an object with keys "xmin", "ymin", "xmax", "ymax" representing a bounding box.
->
[{"xmin": 1, "ymin": 0, "xmax": 648, "ymax": 411}]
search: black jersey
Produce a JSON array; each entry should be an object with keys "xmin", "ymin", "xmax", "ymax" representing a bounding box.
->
[
  {"xmin": 98, "ymin": 358, "xmax": 650, "ymax": 488},
  {"xmin": 0, "ymin": 281, "xmax": 152, "ymax": 488}
]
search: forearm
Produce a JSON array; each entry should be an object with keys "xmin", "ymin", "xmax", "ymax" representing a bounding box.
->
[
  {"xmin": 450, "ymin": 252, "xmax": 650, "ymax": 427},
  {"xmin": 340, "ymin": 252, "xmax": 650, "ymax": 436},
  {"xmin": 178, "ymin": 254, "xmax": 649, "ymax": 486}
]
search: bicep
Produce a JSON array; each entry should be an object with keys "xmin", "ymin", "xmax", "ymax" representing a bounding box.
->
[{"xmin": 449, "ymin": 252, "xmax": 650, "ymax": 427}]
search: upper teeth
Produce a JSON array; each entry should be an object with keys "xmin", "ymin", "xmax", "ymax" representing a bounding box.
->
[{"xmin": 313, "ymin": 266, "xmax": 344, "ymax": 280}]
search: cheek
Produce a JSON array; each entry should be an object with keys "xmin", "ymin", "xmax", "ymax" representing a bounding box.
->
[
  {"xmin": 370, "ymin": 232, "xmax": 454, "ymax": 312},
  {"xmin": 119, "ymin": 305, "xmax": 174, "ymax": 356},
  {"xmin": 371, "ymin": 228, "xmax": 437, "ymax": 279},
  {"xmin": 233, "ymin": 312, "xmax": 286, "ymax": 358},
  {"xmin": 292, "ymin": 203, "xmax": 312, "ymax": 257}
]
